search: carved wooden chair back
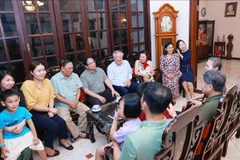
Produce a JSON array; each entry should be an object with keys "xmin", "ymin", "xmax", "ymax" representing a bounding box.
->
[
  {"xmin": 195, "ymin": 84, "xmax": 238, "ymax": 160},
  {"xmin": 101, "ymin": 56, "xmax": 114, "ymax": 72},
  {"xmin": 154, "ymin": 106, "xmax": 204, "ymax": 160},
  {"xmin": 222, "ymin": 85, "xmax": 240, "ymax": 156},
  {"xmin": 127, "ymin": 52, "xmax": 139, "ymax": 68}
]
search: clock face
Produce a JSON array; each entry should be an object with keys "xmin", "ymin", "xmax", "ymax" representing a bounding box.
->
[
  {"xmin": 161, "ymin": 16, "xmax": 172, "ymax": 32},
  {"xmin": 201, "ymin": 7, "xmax": 206, "ymax": 17}
]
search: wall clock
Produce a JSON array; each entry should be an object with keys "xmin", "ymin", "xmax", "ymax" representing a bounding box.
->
[
  {"xmin": 153, "ymin": 3, "xmax": 178, "ymax": 69},
  {"xmin": 201, "ymin": 7, "xmax": 206, "ymax": 17}
]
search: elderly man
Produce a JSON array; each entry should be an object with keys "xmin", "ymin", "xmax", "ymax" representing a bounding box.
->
[
  {"xmin": 107, "ymin": 50, "xmax": 139, "ymax": 96},
  {"xmin": 51, "ymin": 59, "xmax": 90, "ymax": 143},
  {"xmin": 80, "ymin": 57, "xmax": 119, "ymax": 106},
  {"xmin": 190, "ymin": 70, "xmax": 226, "ymax": 125},
  {"xmin": 113, "ymin": 82, "xmax": 173, "ymax": 160},
  {"xmin": 205, "ymin": 57, "xmax": 222, "ymax": 71}
]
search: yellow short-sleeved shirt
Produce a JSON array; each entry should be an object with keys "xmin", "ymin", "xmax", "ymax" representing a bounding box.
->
[{"xmin": 20, "ymin": 78, "xmax": 56, "ymax": 110}]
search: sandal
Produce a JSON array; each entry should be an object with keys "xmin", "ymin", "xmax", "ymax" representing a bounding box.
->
[
  {"xmin": 80, "ymin": 133, "xmax": 90, "ymax": 139},
  {"xmin": 70, "ymin": 135, "xmax": 77, "ymax": 143}
]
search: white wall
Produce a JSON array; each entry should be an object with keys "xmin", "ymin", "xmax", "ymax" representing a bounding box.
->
[
  {"xmin": 150, "ymin": 0, "xmax": 190, "ymax": 68},
  {"xmin": 199, "ymin": 0, "xmax": 240, "ymax": 58}
]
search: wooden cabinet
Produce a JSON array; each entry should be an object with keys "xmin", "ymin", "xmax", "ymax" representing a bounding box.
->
[
  {"xmin": 197, "ymin": 45, "xmax": 208, "ymax": 60},
  {"xmin": 198, "ymin": 20, "xmax": 215, "ymax": 57}
]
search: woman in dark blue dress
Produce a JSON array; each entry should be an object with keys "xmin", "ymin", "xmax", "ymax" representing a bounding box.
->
[{"xmin": 176, "ymin": 40, "xmax": 194, "ymax": 99}]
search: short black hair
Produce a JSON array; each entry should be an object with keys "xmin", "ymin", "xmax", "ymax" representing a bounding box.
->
[
  {"xmin": 163, "ymin": 42, "xmax": 174, "ymax": 55},
  {"xmin": 0, "ymin": 89, "xmax": 20, "ymax": 102},
  {"xmin": 60, "ymin": 59, "xmax": 72, "ymax": 68},
  {"xmin": 203, "ymin": 70, "xmax": 226, "ymax": 92},
  {"xmin": 119, "ymin": 93, "xmax": 141, "ymax": 118},
  {"xmin": 143, "ymin": 82, "xmax": 172, "ymax": 114},
  {"xmin": 136, "ymin": 82, "xmax": 149, "ymax": 97}
]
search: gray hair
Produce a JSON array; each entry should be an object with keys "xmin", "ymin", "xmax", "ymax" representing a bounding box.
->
[
  {"xmin": 208, "ymin": 57, "xmax": 222, "ymax": 70},
  {"xmin": 203, "ymin": 70, "xmax": 226, "ymax": 92},
  {"xmin": 113, "ymin": 50, "xmax": 124, "ymax": 57}
]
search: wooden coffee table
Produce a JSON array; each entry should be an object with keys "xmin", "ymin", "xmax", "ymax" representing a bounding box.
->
[{"xmin": 87, "ymin": 102, "xmax": 118, "ymax": 143}]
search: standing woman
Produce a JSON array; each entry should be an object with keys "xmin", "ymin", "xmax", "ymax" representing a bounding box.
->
[
  {"xmin": 176, "ymin": 39, "xmax": 195, "ymax": 99},
  {"xmin": 160, "ymin": 42, "xmax": 182, "ymax": 103},
  {"xmin": 134, "ymin": 50, "xmax": 155, "ymax": 82},
  {"xmin": 20, "ymin": 61, "xmax": 73, "ymax": 157}
]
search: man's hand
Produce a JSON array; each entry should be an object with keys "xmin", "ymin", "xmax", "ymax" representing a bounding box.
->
[
  {"xmin": 1, "ymin": 147, "xmax": 9, "ymax": 159},
  {"xmin": 124, "ymin": 80, "xmax": 131, "ymax": 87},
  {"xmin": 97, "ymin": 95, "xmax": 106, "ymax": 104},
  {"xmin": 166, "ymin": 103, "xmax": 177, "ymax": 118},
  {"xmin": 112, "ymin": 90, "xmax": 120, "ymax": 97},
  {"xmin": 33, "ymin": 136, "xmax": 40, "ymax": 145},
  {"xmin": 189, "ymin": 99, "xmax": 202, "ymax": 107},
  {"xmin": 68, "ymin": 101, "xmax": 78, "ymax": 109}
]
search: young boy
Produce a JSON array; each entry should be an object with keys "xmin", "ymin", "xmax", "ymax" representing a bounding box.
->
[{"xmin": 0, "ymin": 89, "xmax": 47, "ymax": 160}]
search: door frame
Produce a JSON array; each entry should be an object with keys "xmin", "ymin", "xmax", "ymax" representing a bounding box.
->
[{"xmin": 189, "ymin": 0, "xmax": 199, "ymax": 91}]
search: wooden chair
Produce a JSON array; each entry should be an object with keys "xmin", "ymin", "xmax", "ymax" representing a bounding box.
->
[
  {"xmin": 154, "ymin": 106, "xmax": 204, "ymax": 160},
  {"xmin": 222, "ymin": 85, "xmax": 240, "ymax": 156},
  {"xmin": 195, "ymin": 84, "xmax": 238, "ymax": 160},
  {"xmin": 127, "ymin": 52, "xmax": 138, "ymax": 68},
  {"xmin": 101, "ymin": 56, "xmax": 114, "ymax": 72}
]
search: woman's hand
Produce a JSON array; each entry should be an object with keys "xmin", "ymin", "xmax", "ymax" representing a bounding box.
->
[
  {"xmin": 49, "ymin": 108, "xmax": 58, "ymax": 114},
  {"xmin": 48, "ymin": 112, "xmax": 54, "ymax": 118}
]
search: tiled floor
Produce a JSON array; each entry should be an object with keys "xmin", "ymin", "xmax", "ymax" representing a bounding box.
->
[{"xmin": 34, "ymin": 59, "xmax": 240, "ymax": 160}]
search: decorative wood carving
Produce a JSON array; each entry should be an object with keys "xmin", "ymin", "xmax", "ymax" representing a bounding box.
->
[{"xmin": 153, "ymin": 3, "xmax": 178, "ymax": 69}]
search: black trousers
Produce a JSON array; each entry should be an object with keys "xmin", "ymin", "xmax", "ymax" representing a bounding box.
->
[
  {"xmin": 30, "ymin": 111, "xmax": 68, "ymax": 149},
  {"xmin": 86, "ymin": 89, "xmax": 116, "ymax": 106}
]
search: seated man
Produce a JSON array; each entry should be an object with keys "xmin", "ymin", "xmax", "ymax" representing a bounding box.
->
[
  {"xmin": 205, "ymin": 57, "xmax": 222, "ymax": 71},
  {"xmin": 107, "ymin": 50, "xmax": 139, "ymax": 96},
  {"xmin": 80, "ymin": 57, "xmax": 119, "ymax": 106},
  {"xmin": 189, "ymin": 70, "xmax": 226, "ymax": 125},
  {"xmin": 168, "ymin": 70, "xmax": 226, "ymax": 125},
  {"xmin": 114, "ymin": 82, "xmax": 173, "ymax": 160},
  {"xmin": 51, "ymin": 59, "xmax": 90, "ymax": 142}
]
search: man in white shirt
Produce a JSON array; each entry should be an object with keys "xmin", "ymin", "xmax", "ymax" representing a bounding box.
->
[{"xmin": 107, "ymin": 50, "xmax": 139, "ymax": 96}]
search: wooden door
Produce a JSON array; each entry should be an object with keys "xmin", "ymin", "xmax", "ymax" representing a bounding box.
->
[
  {"xmin": 108, "ymin": 0, "xmax": 151, "ymax": 58},
  {"xmin": 0, "ymin": 0, "xmax": 29, "ymax": 83},
  {"xmin": 18, "ymin": 0, "xmax": 61, "ymax": 72}
]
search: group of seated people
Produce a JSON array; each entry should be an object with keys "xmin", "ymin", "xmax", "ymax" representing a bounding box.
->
[{"xmin": 0, "ymin": 46, "xmax": 225, "ymax": 159}]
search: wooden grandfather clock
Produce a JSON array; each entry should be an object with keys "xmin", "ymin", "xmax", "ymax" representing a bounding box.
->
[{"xmin": 153, "ymin": 4, "xmax": 179, "ymax": 69}]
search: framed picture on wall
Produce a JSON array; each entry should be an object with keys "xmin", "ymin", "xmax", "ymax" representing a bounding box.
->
[{"xmin": 225, "ymin": 2, "xmax": 238, "ymax": 17}]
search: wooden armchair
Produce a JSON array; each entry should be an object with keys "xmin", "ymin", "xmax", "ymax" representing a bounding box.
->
[
  {"xmin": 101, "ymin": 56, "xmax": 114, "ymax": 73},
  {"xmin": 195, "ymin": 84, "xmax": 238, "ymax": 160},
  {"xmin": 154, "ymin": 106, "xmax": 204, "ymax": 160},
  {"xmin": 222, "ymin": 85, "xmax": 240, "ymax": 156}
]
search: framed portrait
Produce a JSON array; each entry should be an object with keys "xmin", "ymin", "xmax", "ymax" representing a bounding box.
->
[{"xmin": 225, "ymin": 2, "xmax": 238, "ymax": 17}]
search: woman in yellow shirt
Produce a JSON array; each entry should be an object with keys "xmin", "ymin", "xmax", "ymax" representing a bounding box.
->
[{"xmin": 21, "ymin": 61, "xmax": 73, "ymax": 157}]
